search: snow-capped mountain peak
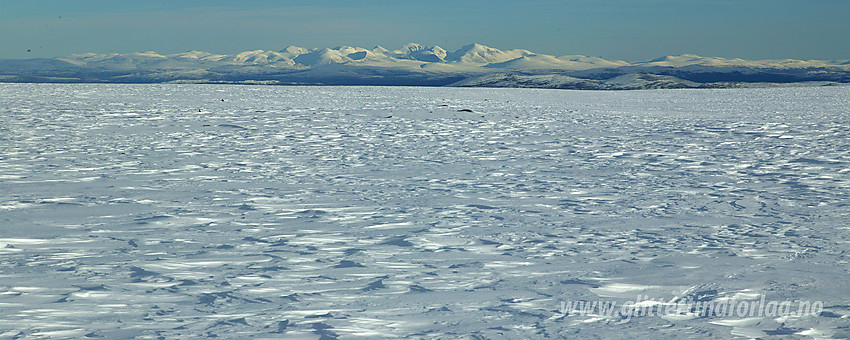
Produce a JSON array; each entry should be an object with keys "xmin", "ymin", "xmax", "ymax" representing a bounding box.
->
[
  {"xmin": 372, "ymin": 45, "xmax": 390, "ymax": 54},
  {"xmin": 293, "ymin": 48, "xmax": 350, "ymax": 66},
  {"xmin": 171, "ymin": 51, "xmax": 216, "ymax": 59},
  {"xmin": 445, "ymin": 43, "xmax": 533, "ymax": 64},
  {"xmin": 280, "ymin": 46, "xmax": 311, "ymax": 56},
  {"xmin": 396, "ymin": 43, "xmax": 426, "ymax": 54},
  {"xmin": 3, "ymin": 43, "xmax": 848, "ymax": 88}
]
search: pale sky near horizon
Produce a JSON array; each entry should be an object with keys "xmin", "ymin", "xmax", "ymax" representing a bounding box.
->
[{"xmin": 1, "ymin": 0, "xmax": 848, "ymax": 61}]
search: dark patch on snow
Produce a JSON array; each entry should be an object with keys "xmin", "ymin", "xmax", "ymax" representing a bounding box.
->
[
  {"xmin": 295, "ymin": 209, "xmax": 328, "ymax": 218},
  {"xmin": 343, "ymin": 248, "xmax": 365, "ymax": 255},
  {"xmin": 198, "ymin": 291, "xmax": 258, "ymax": 305},
  {"xmin": 305, "ymin": 312, "xmax": 334, "ymax": 319},
  {"xmin": 281, "ymin": 293, "xmax": 300, "ymax": 302},
  {"xmin": 311, "ymin": 322, "xmax": 339, "ymax": 340},
  {"xmin": 74, "ymin": 284, "xmax": 108, "ymax": 291},
  {"xmin": 128, "ymin": 266, "xmax": 160, "ymax": 282},
  {"xmin": 559, "ymin": 278, "xmax": 601, "ymax": 288},
  {"xmin": 381, "ymin": 236, "xmax": 413, "ymax": 247},
  {"xmin": 819, "ymin": 311, "xmax": 842, "ymax": 318},
  {"xmin": 334, "ymin": 260, "xmax": 365, "ymax": 268},
  {"xmin": 408, "ymin": 285, "xmax": 432, "ymax": 293},
  {"xmin": 363, "ymin": 278, "xmax": 387, "ymax": 291},
  {"xmin": 691, "ymin": 289, "xmax": 719, "ymax": 302},
  {"xmin": 217, "ymin": 124, "xmax": 249, "ymax": 130},
  {"xmin": 449, "ymin": 261, "xmax": 484, "ymax": 269},
  {"xmin": 270, "ymin": 320, "xmax": 290, "ymax": 333},
  {"xmin": 764, "ymin": 327, "xmax": 803, "ymax": 336}
]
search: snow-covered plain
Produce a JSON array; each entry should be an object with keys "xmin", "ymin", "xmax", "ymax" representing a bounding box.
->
[{"xmin": 1, "ymin": 84, "xmax": 849, "ymax": 339}]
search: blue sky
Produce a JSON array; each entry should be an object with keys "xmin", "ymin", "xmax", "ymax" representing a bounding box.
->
[{"xmin": 1, "ymin": 0, "xmax": 848, "ymax": 61}]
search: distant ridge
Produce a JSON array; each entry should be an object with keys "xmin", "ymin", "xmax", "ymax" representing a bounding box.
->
[{"xmin": 1, "ymin": 43, "xmax": 848, "ymax": 89}]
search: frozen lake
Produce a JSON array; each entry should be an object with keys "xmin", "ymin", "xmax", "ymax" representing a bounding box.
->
[{"xmin": 1, "ymin": 83, "xmax": 849, "ymax": 339}]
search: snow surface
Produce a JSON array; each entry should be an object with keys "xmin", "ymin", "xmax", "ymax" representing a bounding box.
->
[{"xmin": 1, "ymin": 84, "xmax": 850, "ymax": 339}]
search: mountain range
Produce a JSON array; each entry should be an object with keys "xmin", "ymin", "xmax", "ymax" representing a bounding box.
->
[{"xmin": 2, "ymin": 43, "xmax": 848, "ymax": 90}]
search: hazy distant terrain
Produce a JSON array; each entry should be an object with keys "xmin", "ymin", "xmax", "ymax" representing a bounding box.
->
[
  {"xmin": 1, "ymin": 43, "xmax": 848, "ymax": 89},
  {"xmin": 2, "ymin": 84, "xmax": 849, "ymax": 338}
]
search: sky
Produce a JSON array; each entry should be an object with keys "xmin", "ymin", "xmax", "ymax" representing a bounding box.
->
[{"xmin": 1, "ymin": 0, "xmax": 848, "ymax": 61}]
